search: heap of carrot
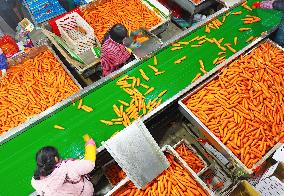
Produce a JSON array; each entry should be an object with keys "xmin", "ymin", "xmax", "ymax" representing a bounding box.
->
[
  {"xmin": 112, "ymin": 153, "xmax": 208, "ymax": 196},
  {"xmin": 105, "ymin": 162, "xmax": 126, "ymax": 186},
  {"xmin": 185, "ymin": 41, "xmax": 284, "ymax": 168},
  {"xmin": 175, "ymin": 143, "xmax": 205, "ymax": 173},
  {"xmin": 82, "ymin": 0, "xmax": 161, "ymax": 42},
  {"xmin": 100, "ymin": 56, "xmax": 167, "ymax": 127},
  {"xmin": 0, "ymin": 50, "xmax": 79, "ymax": 134}
]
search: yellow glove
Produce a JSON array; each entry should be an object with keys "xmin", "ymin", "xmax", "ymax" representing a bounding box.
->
[
  {"xmin": 83, "ymin": 134, "xmax": 96, "ymax": 163},
  {"xmin": 127, "ymin": 48, "xmax": 133, "ymax": 53}
]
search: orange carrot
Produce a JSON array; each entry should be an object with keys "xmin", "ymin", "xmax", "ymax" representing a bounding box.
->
[
  {"xmin": 105, "ymin": 162, "xmax": 126, "ymax": 186},
  {"xmin": 110, "ymin": 153, "xmax": 208, "ymax": 195},
  {"xmin": 175, "ymin": 143, "xmax": 205, "ymax": 173},
  {"xmin": 184, "ymin": 41, "xmax": 284, "ymax": 168},
  {"xmin": 82, "ymin": 0, "xmax": 162, "ymax": 42},
  {"xmin": 0, "ymin": 49, "xmax": 79, "ymax": 134}
]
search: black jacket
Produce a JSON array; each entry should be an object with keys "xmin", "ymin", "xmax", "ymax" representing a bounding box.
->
[{"xmin": 273, "ymin": 0, "xmax": 284, "ymax": 11}]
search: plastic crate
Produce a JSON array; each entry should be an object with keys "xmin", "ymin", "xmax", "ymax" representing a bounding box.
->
[
  {"xmin": 24, "ymin": 0, "xmax": 66, "ymax": 24},
  {"xmin": 56, "ymin": 12, "xmax": 99, "ymax": 54},
  {"xmin": 25, "ymin": 0, "xmax": 50, "ymax": 12},
  {"xmin": 49, "ymin": 8, "xmax": 81, "ymax": 36}
]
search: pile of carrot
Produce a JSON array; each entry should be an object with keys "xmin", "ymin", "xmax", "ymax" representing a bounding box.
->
[
  {"xmin": 185, "ymin": 41, "xmax": 284, "ymax": 168},
  {"xmin": 82, "ymin": 0, "xmax": 161, "ymax": 42},
  {"xmin": 175, "ymin": 143, "xmax": 205, "ymax": 173},
  {"xmin": 100, "ymin": 56, "xmax": 167, "ymax": 127},
  {"xmin": 0, "ymin": 50, "xmax": 79, "ymax": 134},
  {"xmin": 100, "ymin": 74, "xmax": 166, "ymax": 127},
  {"xmin": 112, "ymin": 153, "xmax": 208, "ymax": 196},
  {"xmin": 105, "ymin": 162, "xmax": 126, "ymax": 186}
]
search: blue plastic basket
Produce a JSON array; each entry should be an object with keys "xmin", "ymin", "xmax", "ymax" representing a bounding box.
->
[{"xmin": 24, "ymin": 0, "xmax": 66, "ymax": 24}]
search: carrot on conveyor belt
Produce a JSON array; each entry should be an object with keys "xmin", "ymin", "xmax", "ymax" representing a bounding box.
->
[
  {"xmin": 233, "ymin": 11, "xmax": 242, "ymax": 15},
  {"xmin": 185, "ymin": 41, "xmax": 284, "ymax": 169},
  {"xmin": 198, "ymin": 40, "xmax": 207, "ymax": 45},
  {"xmin": 145, "ymin": 87, "xmax": 154, "ymax": 95},
  {"xmin": 199, "ymin": 59, "xmax": 207, "ymax": 74},
  {"xmin": 158, "ymin": 90, "xmax": 167, "ymax": 98},
  {"xmin": 111, "ymin": 153, "xmax": 208, "ymax": 196},
  {"xmin": 192, "ymin": 73, "xmax": 202, "ymax": 82},
  {"xmin": 221, "ymin": 15, "xmax": 226, "ymax": 23},
  {"xmin": 212, "ymin": 38, "xmax": 226, "ymax": 51},
  {"xmin": 155, "ymin": 71, "xmax": 165, "ymax": 76},
  {"xmin": 0, "ymin": 50, "xmax": 79, "ymax": 134},
  {"xmin": 172, "ymin": 43, "xmax": 181, "ymax": 47},
  {"xmin": 175, "ymin": 143, "xmax": 205, "ymax": 173},
  {"xmin": 105, "ymin": 162, "xmax": 126, "ymax": 186},
  {"xmin": 54, "ymin": 125, "xmax": 65, "ymax": 130},
  {"xmin": 139, "ymin": 69, "xmax": 150, "ymax": 81},
  {"xmin": 205, "ymin": 25, "xmax": 210, "ymax": 33},
  {"xmin": 153, "ymin": 56, "xmax": 158, "ymax": 66},
  {"xmin": 189, "ymin": 36, "xmax": 200, "ymax": 43},
  {"xmin": 77, "ymin": 99, "xmax": 84, "ymax": 109},
  {"xmin": 197, "ymin": 36, "xmax": 206, "ymax": 40},
  {"xmin": 82, "ymin": 0, "xmax": 162, "ymax": 42},
  {"xmin": 246, "ymin": 36, "xmax": 254, "ymax": 42},
  {"xmin": 206, "ymin": 18, "xmax": 224, "ymax": 32},
  {"xmin": 105, "ymin": 73, "xmax": 166, "ymax": 127},
  {"xmin": 171, "ymin": 47, "xmax": 183, "ymax": 51},
  {"xmin": 148, "ymin": 65, "xmax": 159, "ymax": 73},
  {"xmin": 191, "ymin": 44, "xmax": 202, "ymax": 48},
  {"xmin": 213, "ymin": 56, "xmax": 226, "ymax": 65},
  {"xmin": 199, "ymin": 60, "xmax": 205, "ymax": 70},
  {"xmin": 81, "ymin": 105, "xmax": 93, "ymax": 112},
  {"xmin": 224, "ymin": 43, "xmax": 236, "ymax": 53},
  {"xmin": 100, "ymin": 120, "xmax": 114, "ymax": 126},
  {"xmin": 243, "ymin": 4, "xmax": 253, "ymax": 11},
  {"xmin": 178, "ymin": 41, "xmax": 189, "ymax": 45},
  {"xmin": 218, "ymin": 38, "xmax": 224, "ymax": 44},
  {"xmin": 174, "ymin": 56, "xmax": 187, "ymax": 64},
  {"xmin": 242, "ymin": 15, "xmax": 261, "ymax": 24},
  {"xmin": 234, "ymin": 37, "xmax": 238, "ymax": 45},
  {"xmin": 239, "ymin": 27, "xmax": 251, "ymax": 31},
  {"xmin": 205, "ymin": 38, "xmax": 214, "ymax": 43},
  {"xmin": 140, "ymin": 84, "xmax": 149, "ymax": 89}
]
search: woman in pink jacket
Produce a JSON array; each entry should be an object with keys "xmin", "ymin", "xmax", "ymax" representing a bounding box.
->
[
  {"xmin": 31, "ymin": 135, "xmax": 96, "ymax": 196},
  {"xmin": 100, "ymin": 24, "xmax": 135, "ymax": 77}
]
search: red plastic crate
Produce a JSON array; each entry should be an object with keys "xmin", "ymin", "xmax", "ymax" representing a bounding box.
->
[{"xmin": 48, "ymin": 8, "xmax": 81, "ymax": 36}]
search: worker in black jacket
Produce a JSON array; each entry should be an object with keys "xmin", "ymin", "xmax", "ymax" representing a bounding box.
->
[{"xmin": 253, "ymin": 0, "xmax": 284, "ymax": 46}]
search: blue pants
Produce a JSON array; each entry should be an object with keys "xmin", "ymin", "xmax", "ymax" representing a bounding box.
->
[{"xmin": 274, "ymin": 14, "xmax": 284, "ymax": 46}]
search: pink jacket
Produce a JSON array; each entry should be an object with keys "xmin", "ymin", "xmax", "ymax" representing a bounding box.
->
[
  {"xmin": 101, "ymin": 37, "xmax": 131, "ymax": 77},
  {"xmin": 31, "ymin": 159, "xmax": 95, "ymax": 196}
]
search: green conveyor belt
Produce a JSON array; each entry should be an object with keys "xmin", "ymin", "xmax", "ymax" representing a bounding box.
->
[{"xmin": 0, "ymin": 1, "xmax": 282, "ymax": 195}]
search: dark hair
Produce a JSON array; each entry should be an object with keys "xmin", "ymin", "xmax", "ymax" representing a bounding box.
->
[
  {"xmin": 102, "ymin": 24, "xmax": 128, "ymax": 45},
  {"xmin": 34, "ymin": 146, "xmax": 60, "ymax": 180}
]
